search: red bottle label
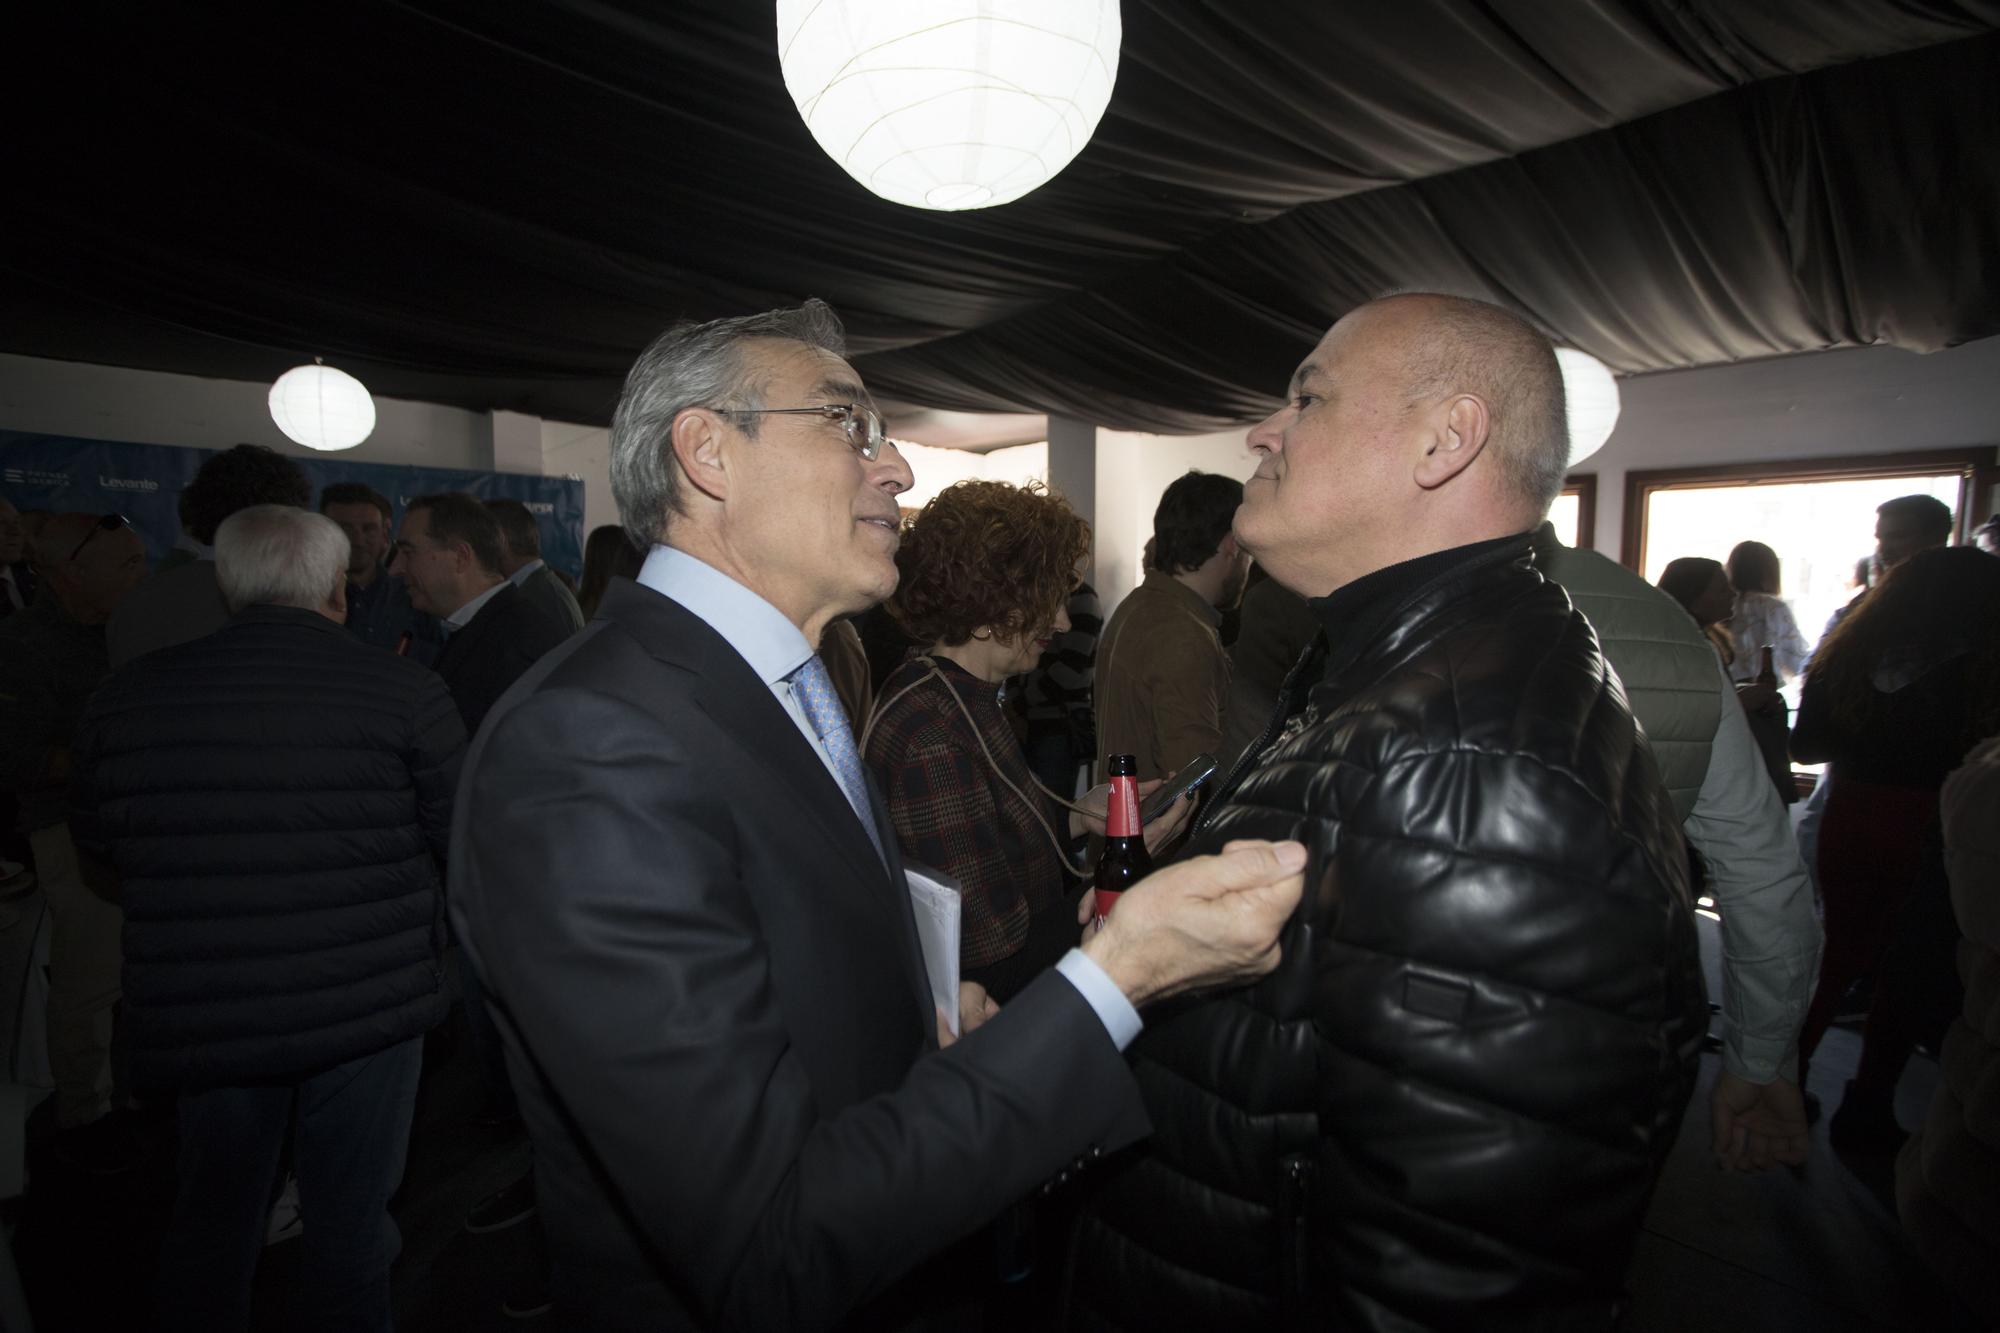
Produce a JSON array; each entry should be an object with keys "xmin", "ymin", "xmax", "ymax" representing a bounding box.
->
[
  {"xmin": 1106, "ymin": 775, "xmax": 1140, "ymax": 837},
  {"xmin": 1094, "ymin": 887, "xmax": 1122, "ymax": 920}
]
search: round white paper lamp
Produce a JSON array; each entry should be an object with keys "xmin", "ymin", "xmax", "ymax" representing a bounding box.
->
[
  {"xmin": 1556, "ymin": 348, "xmax": 1620, "ymax": 468},
  {"xmin": 268, "ymin": 360, "xmax": 376, "ymax": 452},
  {"xmin": 775, "ymin": 0, "xmax": 1121, "ymax": 212}
]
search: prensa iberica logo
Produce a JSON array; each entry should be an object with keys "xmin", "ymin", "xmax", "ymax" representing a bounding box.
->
[{"xmin": 3, "ymin": 467, "xmax": 68, "ymax": 487}]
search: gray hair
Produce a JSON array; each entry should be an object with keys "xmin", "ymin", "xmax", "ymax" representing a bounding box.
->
[
  {"xmin": 215, "ymin": 505, "xmax": 350, "ymax": 613},
  {"xmin": 609, "ymin": 298, "xmax": 848, "ymax": 543}
]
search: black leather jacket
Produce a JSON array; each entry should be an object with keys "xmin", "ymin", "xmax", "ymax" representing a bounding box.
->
[{"xmin": 1068, "ymin": 536, "xmax": 1706, "ymax": 1331}]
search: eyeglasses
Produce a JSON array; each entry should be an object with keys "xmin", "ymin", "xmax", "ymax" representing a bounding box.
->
[
  {"xmin": 728, "ymin": 403, "xmax": 886, "ymax": 461},
  {"xmin": 67, "ymin": 513, "xmax": 130, "ymax": 563}
]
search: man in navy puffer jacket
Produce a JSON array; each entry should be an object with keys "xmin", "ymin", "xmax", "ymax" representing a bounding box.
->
[
  {"xmin": 1065, "ymin": 295, "xmax": 1706, "ymax": 1331},
  {"xmin": 71, "ymin": 503, "xmax": 465, "ymax": 1332}
]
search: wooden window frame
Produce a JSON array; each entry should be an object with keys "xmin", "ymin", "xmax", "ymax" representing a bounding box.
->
[
  {"xmin": 1559, "ymin": 474, "xmax": 1597, "ymax": 549},
  {"xmin": 1620, "ymin": 446, "xmax": 1993, "ymax": 571}
]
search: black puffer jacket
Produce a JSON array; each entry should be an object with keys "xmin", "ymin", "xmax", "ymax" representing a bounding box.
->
[
  {"xmin": 1068, "ymin": 536, "xmax": 1706, "ymax": 1331},
  {"xmin": 71, "ymin": 606, "xmax": 465, "ymax": 1090}
]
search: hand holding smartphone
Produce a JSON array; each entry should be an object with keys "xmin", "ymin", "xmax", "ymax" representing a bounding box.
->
[{"xmin": 1140, "ymin": 752, "xmax": 1218, "ymax": 824}]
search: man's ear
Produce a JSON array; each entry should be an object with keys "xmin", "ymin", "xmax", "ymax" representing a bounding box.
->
[
  {"xmin": 669, "ymin": 407, "xmax": 731, "ymax": 504},
  {"xmin": 324, "ymin": 570, "xmax": 349, "ymax": 623},
  {"xmin": 1414, "ymin": 394, "xmax": 1491, "ymax": 491}
]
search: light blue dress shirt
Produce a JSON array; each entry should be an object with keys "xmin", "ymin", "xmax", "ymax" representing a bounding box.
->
[{"xmin": 637, "ymin": 543, "xmax": 1142, "ymax": 1050}]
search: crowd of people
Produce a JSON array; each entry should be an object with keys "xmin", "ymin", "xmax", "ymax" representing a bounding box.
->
[{"xmin": 0, "ymin": 290, "xmax": 1995, "ymax": 1330}]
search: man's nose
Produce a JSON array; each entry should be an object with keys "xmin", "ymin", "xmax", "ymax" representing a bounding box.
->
[
  {"xmin": 1246, "ymin": 408, "xmax": 1287, "ymax": 453},
  {"xmin": 873, "ymin": 441, "xmax": 915, "ymax": 494}
]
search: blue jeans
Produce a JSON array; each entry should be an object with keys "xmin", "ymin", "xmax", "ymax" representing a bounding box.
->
[{"xmin": 153, "ymin": 1037, "xmax": 423, "ymax": 1333}]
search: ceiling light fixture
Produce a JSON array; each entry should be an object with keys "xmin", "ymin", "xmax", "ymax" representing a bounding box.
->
[
  {"xmin": 775, "ymin": 0, "xmax": 1121, "ymax": 212},
  {"xmin": 268, "ymin": 359, "xmax": 376, "ymax": 452},
  {"xmin": 1556, "ymin": 348, "xmax": 1620, "ymax": 468}
]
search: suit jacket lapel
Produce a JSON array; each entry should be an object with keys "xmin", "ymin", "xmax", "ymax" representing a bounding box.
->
[
  {"xmin": 864, "ymin": 768, "xmax": 940, "ymax": 1046},
  {"xmin": 437, "ymin": 583, "xmax": 513, "ymax": 683},
  {"xmin": 690, "ymin": 663, "xmax": 893, "ymax": 892},
  {"xmin": 435, "ymin": 623, "xmax": 468, "ymax": 680},
  {"xmin": 689, "ymin": 637, "xmax": 940, "ymax": 1034},
  {"xmin": 601, "ymin": 584, "xmax": 930, "ymax": 1016}
]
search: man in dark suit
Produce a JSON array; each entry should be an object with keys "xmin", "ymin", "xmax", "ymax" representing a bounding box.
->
[
  {"xmin": 388, "ymin": 487, "xmax": 570, "ymax": 1276},
  {"xmin": 448, "ymin": 300, "xmax": 1306, "ymax": 1331},
  {"xmin": 320, "ymin": 481, "xmax": 442, "ymax": 665},
  {"xmin": 485, "ymin": 497, "xmax": 586, "ymax": 633},
  {"xmin": 389, "ymin": 492, "xmax": 571, "ymax": 738}
]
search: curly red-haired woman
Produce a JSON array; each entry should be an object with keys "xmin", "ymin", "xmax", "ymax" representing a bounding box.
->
[{"xmin": 863, "ymin": 480, "xmax": 1188, "ymax": 1001}]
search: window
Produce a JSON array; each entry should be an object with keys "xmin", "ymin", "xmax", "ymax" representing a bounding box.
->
[
  {"xmin": 1624, "ymin": 447, "xmax": 1987, "ymax": 662},
  {"xmin": 1547, "ymin": 475, "xmax": 1596, "ymax": 549}
]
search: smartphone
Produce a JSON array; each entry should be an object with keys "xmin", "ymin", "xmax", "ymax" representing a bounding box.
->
[{"xmin": 1139, "ymin": 752, "xmax": 1219, "ymax": 824}]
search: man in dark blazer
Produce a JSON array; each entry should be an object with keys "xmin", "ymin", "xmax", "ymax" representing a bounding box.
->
[
  {"xmin": 485, "ymin": 497, "xmax": 586, "ymax": 633},
  {"xmin": 389, "ymin": 492, "xmax": 571, "ymax": 739},
  {"xmin": 322, "ymin": 481, "xmax": 443, "ymax": 666},
  {"xmin": 447, "ymin": 300, "xmax": 1307, "ymax": 1331},
  {"xmin": 391, "ymin": 488, "xmax": 573, "ymax": 1285}
]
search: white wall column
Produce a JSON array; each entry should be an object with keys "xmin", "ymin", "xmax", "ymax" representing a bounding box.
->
[
  {"xmin": 1046, "ymin": 413, "xmax": 1101, "ymax": 588},
  {"xmin": 486, "ymin": 409, "xmax": 545, "ymax": 476},
  {"xmin": 1046, "ymin": 413, "xmax": 1095, "ymax": 513}
]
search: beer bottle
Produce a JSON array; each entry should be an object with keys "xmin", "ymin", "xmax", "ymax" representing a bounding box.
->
[
  {"xmin": 1093, "ymin": 753, "xmax": 1152, "ymax": 922},
  {"xmin": 1756, "ymin": 644, "xmax": 1777, "ymax": 688}
]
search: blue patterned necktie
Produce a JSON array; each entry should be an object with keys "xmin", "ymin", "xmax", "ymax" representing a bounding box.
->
[{"xmin": 790, "ymin": 654, "xmax": 885, "ymax": 861}]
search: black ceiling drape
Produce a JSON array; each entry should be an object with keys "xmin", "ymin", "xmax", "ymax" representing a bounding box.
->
[{"xmin": 6, "ymin": 1, "xmax": 1998, "ymax": 429}]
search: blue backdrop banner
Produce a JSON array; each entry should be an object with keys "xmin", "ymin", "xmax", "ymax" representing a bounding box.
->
[{"xmin": 0, "ymin": 432, "xmax": 586, "ymax": 577}]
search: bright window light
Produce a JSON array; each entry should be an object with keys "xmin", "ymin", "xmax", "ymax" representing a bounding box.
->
[
  {"xmin": 1642, "ymin": 471, "xmax": 1962, "ymax": 689},
  {"xmin": 1547, "ymin": 491, "xmax": 1581, "ymax": 547},
  {"xmin": 896, "ymin": 440, "xmax": 1049, "ymax": 510}
]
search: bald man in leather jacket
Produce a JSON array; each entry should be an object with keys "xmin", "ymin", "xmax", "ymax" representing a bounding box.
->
[{"xmin": 1066, "ymin": 295, "xmax": 1706, "ymax": 1332}]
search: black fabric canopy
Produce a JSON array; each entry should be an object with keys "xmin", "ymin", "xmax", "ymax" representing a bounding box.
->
[{"xmin": 7, "ymin": 1, "xmax": 1998, "ymax": 431}]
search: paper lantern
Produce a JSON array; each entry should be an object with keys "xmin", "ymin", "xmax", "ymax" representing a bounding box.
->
[
  {"xmin": 1556, "ymin": 348, "xmax": 1620, "ymax": 468},
  {"xmin": 775, "ymin": 0, "xmax": 1121, "ymax": 212},
  {"xmin": 268, "ymin": 360, "xmax": 376, "ymax": 452}
]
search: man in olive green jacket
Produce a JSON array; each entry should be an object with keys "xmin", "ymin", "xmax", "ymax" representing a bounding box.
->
[{"xmin": 1534, "ymin": 523, "xmax": 1822, "ymax": 1170}]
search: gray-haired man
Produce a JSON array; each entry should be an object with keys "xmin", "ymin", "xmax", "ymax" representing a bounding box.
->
[
  {"xmin": 447, "ymin": 299, "xmax": 1307, "ymax": 1330},
  {"xmin": 71, "ymin": 505, "xmax": 465, "ymax": 1330}
]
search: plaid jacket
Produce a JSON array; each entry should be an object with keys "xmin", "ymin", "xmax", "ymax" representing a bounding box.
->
[{"xmin": 864, "ymin": 657, "xmax": 1078, "ymax": 984}]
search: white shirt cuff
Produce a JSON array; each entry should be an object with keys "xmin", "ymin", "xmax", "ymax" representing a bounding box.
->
[{"xmin": 1055, "ymin": 948, "xmax": 1144, "ymax": 1051}]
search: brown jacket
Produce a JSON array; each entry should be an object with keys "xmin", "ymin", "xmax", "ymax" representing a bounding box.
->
[{"xmin": 1095, "ymin": 571, "xmax": 1228, "ymax": 782}]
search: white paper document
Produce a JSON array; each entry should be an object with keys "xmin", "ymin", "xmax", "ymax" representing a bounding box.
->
[{"xmin": 903, "ymin": 863, "xmax": 963, "ymax": 1037}]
